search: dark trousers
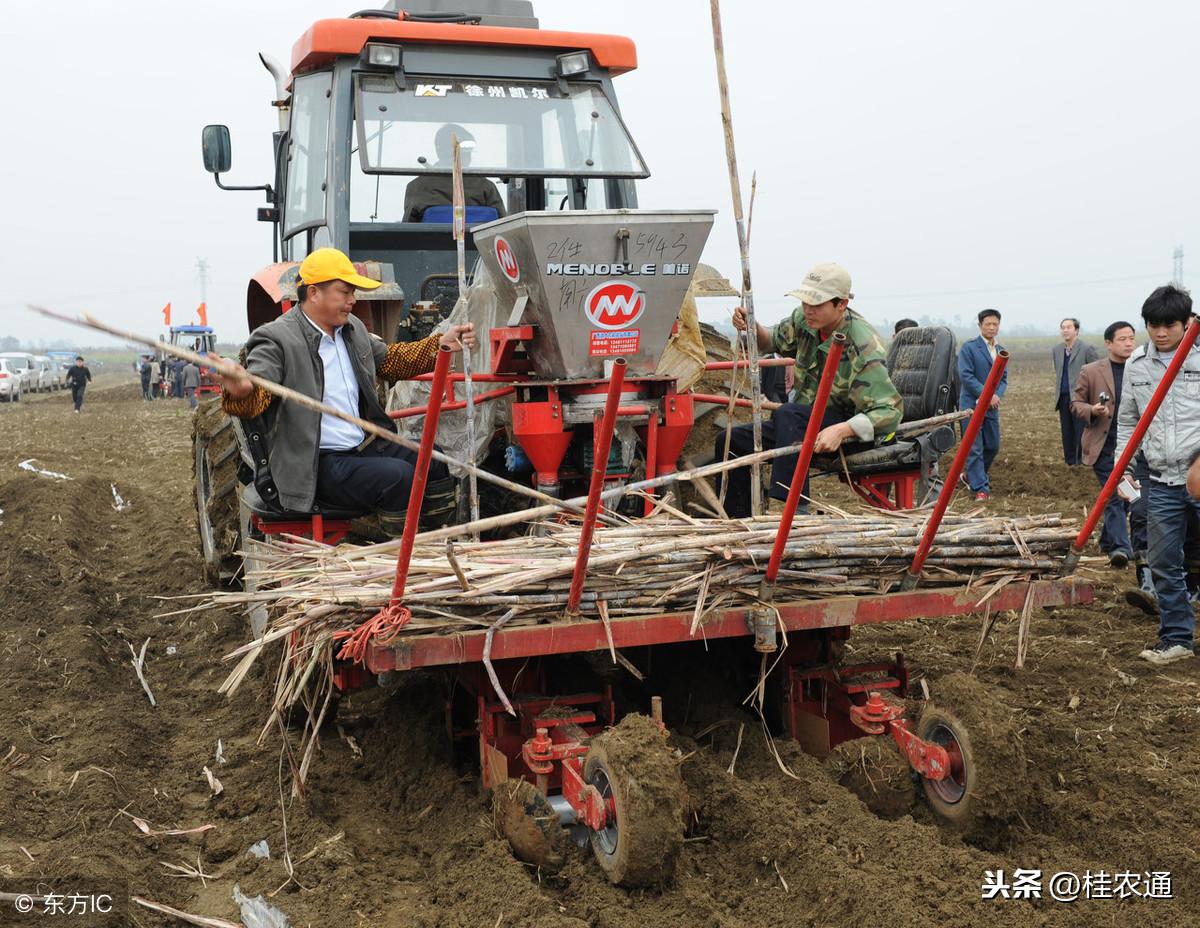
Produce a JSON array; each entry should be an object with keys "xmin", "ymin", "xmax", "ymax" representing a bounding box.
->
[
  {"xmin": 140, "ymin": 375, "xmax": 152, "ymax": 400},
  {"xmin": 1057, "ymin": 393, "xmax": 1085, "ymax": 465},
  {"xmin": 1092, "ymin": 447, "xmax": 1132, "ymax": 557},
  {"xmin": 1146, "ymin": 480, "xmax": 1200, "ymax": 647},
  {"xmin": 70, "ymin": 385, "xmax": 85, "ymax": 411},
  {"xmin": 1130, "ymin": 453, "xmax": 1150, "ymax": 559},
  {"xmin": 715, "ymin": 402, "xmax": 849, "ymax": 518},
  {"xmin": 316, "ymin": 440, "xmax": 448, "ymax": 515},
  {"xmin": 962, "ymin": 408, "xmax": 1000, "ymax": 493}
]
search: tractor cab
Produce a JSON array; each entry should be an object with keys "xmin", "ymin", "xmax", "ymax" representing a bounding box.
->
[
  {"xmin": 169, "ymin": 325, "xmax": 216, "ymax": 357},
  {"xmin": 202, "ymin": 0, "xmax": 648, "ymax": 339}
]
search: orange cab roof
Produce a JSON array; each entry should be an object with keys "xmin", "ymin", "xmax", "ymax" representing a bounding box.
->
[{"xmin": 292, "ymin": 18, "xmax": 637, "ymax": 76}]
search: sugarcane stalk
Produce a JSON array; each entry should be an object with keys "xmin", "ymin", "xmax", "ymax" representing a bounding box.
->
[
  {"xmin": 29, "ymin": 304, "xmax": 605, "ymax": 524},
  {"xmin": 710, "ymin": 0, "xmax": 765, "ymax": 516},
  {"xmin": 451, "ymin": 135, "xmax": 481, "ymax": 536}
]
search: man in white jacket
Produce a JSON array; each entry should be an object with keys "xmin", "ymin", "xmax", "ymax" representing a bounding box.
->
[{"xmin": 1117, "ymin": 284, "xmax": 1200, "ymax": 665}]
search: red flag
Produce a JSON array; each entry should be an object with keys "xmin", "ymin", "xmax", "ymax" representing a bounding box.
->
[
  {"xmin": 197, "ymin": 302, "xmax": 207, "ymax": 326},
  {"xmin": 162, "ymin": 303, "xmax": 171, "ymax": 326}
]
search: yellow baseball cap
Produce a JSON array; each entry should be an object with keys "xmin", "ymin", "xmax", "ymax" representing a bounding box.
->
[
  {"xmin": 786, "ymin": 262, "xmax": 852, "ymax": 304},
  {"xmin": 298, "ymin": 247, "xmax": 382, "ymax": 290}
]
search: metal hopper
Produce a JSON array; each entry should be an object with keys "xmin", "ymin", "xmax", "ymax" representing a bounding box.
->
[{"xmin": 472, "ymin": 210, "xmax": 716, "ymax": 380}]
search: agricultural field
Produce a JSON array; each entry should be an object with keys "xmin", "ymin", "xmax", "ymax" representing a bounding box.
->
[{"xmin": 1, "ymin": 352, "xmax": 1197, "ymax": 927}]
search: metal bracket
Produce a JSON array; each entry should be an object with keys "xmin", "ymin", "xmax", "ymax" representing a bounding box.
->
[
  {"xmin": 506, "ymin": 291, "xmax": 530, "ymax": 328},
  {"xmin": 747, "ymin": 605, "xmax": 777, "ymax": 653}
]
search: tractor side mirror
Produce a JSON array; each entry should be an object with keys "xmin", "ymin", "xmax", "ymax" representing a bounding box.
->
[{"xmin": 202, "ymin": 125, "xmax": 232, "ymax": 174}]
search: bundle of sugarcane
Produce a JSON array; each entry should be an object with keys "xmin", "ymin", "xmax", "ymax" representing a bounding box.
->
[
  {"xmin": 206, "ymin": 507, "xmax": 1079, "ymax": 784},
  {"xmin": 211, "ymin": 509, "xmax": 1077, "ymax": 642}
]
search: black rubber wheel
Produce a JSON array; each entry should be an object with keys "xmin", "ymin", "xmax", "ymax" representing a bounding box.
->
[
  {"xmin": 583, "ymin": 715, "xmax": 684, "ymax": 887},
  {"xmin": 493, "ymin": 779, "xmax": 568, "ymax": 873},
  {"xmin": 192, "ymin": 397, "xmax": 241, "ymax": 583},
  {"xmin": 915, "ymin": 705, "xmax": 975, "ymax": 827}
]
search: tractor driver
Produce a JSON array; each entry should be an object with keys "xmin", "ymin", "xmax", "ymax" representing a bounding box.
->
[
  {"xmin": 212, "ymin": 247, "xmax": 476, "ymax": 535},
  {"xmin": 403, "ymin": 124, "xmax": 507, "ymax": 223},
  {"xmin": 718, "ymin": 262, "xmax": 904, "ymax": 518}
]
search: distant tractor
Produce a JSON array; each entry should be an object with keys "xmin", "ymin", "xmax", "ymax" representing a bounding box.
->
[{"xmin": 169, "ymin": 325, "xmax": 222, "ymax": 396}]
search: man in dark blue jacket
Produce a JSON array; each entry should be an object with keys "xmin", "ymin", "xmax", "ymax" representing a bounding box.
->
[{"xmin": 957, "ymin": 309, "xmax": 1008, "ymax": 500}]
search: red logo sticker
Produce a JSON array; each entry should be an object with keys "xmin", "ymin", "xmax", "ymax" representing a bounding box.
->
[
  {"xmin": 584, "ymin": 280, "xmax": 646, "ymax": 330},
  {"xmin": 494, "ymin": 236, "xmax": 520, "ymax": 283}
]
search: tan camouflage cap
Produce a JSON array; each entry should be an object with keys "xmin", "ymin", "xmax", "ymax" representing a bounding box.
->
[{"xmin": 785, "ymin": 262, "xmax": 852, "ymax": 304}]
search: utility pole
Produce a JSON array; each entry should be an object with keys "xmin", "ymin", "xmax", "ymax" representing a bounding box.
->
[
  {"xmin": 195, "ymin": 257, "xmax": 210, "ymax": 304},
  {"xmin": 1172, "ymin": 246, "xmax": 1184, "ymax": 286}
]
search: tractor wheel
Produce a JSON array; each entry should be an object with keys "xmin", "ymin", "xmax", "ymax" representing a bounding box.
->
[
  {"xmin": 583, "ymin": 714, "xmax": 684, "ymax": 887},
  {"xmin": 493, "ymin": 779, "xmax": 568, "ymax": 874},
  {"xmin": 192, "ymin": 397, "xmax": 241, "ymax": 583},
  {"xmin": 915, "ymin": 705, "xmax": 975, "ymax": 827}
]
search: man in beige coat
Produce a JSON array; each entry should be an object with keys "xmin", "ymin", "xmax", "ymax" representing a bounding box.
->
[{"xmin": 1071, "ymin": 321, "xmax": 1137, "ymax": 567}]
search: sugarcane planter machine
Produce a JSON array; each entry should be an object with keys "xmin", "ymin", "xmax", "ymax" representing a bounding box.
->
[{"xmin": 236, "ymin": 210, "xmax": 1088, "ymax": 886}]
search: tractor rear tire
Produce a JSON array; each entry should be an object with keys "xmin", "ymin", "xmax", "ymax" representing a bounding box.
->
[
  {"xmin": 192, "ymin": 397, "xmax": 241, "ymax": 584},
  {"xmin": 583, "ymin": 714, "xmax": 684, "ymax": 888}
]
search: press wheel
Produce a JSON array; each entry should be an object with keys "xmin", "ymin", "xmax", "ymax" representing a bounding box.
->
[
  {"xmin": 915, "ymin": 705, "xmax": 975, "ymax": 826},
  {"xmin": 583, "ymin": 715, "xmax": 684, "ymax": 887}
]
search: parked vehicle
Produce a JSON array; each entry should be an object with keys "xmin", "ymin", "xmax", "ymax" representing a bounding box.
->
[
  {"xmin": 0, "ymin": 358, "xmax": 22, "ymax": 402},
  {"xmin": 33, "ymin": 356, "xmax": 60, "ymax": 391},
  {"xmin": 0, "ymin": 353, "xmax": 40, "ymax": 393}
]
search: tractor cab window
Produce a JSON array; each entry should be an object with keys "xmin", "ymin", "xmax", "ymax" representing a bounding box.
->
[
  {"xmin": 284, "ymin": 71, "xmax": 333, "ymax": 237},
  {"xmin": 353, "ymin": 75, "xmax": 647, "ymax": 178},
  {"xmin": 350, "ymin": 76, "xmax": 644, "ymax": 224}
]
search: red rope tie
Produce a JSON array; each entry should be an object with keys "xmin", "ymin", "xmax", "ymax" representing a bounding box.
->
[{"xmin": 334, "ymin": 604, "xmax": 412, "ymax": 664}]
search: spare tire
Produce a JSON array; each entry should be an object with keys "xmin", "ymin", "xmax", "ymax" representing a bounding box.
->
[{"xmin": 193, "ymin": 397, "xmax": 241, "ymax": 583}]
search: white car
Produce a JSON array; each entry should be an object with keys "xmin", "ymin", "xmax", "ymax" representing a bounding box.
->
[
  {"xmin": 0, "ymin": 358, "xmax": 23, "ymax": 402},
  {"xmin": 0, "ymin": 353, "xmax": 39, "ymax": 393},
  {"xmin": 33, "ymin": 350, "xmax": 60, "ymax": 386}
]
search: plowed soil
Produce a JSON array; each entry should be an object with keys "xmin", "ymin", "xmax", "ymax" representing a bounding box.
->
[{"xmin": 1, "ymin": 358, "xmax": 1198, "ymax": 928}]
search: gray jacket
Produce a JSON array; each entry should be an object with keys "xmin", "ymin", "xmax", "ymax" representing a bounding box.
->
[
  {"xmin": 239, "ymin": 309, "xmax": 394, "ymax": 512},
  {"xmin": 1051, "ymin": 340, "xmax": 1098, "ymax": 408},
  {"xmin": 1116, "ymin": 340, "xmax": 1200, "ymax": 486},
  {"xmin": 182, "ymin": 363, "xmax": 201, "ymax": 390}
]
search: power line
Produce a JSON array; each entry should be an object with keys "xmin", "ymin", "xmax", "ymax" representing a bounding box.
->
[{"xmin": 865, "ymin": 271, "xmax": 1168, "ymax": 301}]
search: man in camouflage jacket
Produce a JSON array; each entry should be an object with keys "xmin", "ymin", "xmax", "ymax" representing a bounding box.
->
[{"xmin": 719, "ymin": 262, "xmax": 903, "ymax": 517}]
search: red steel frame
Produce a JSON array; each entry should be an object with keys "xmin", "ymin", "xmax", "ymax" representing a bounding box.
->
[
  {"xmin": 388, "ymin": 346, "xmax": 453, "ymax": 605},
  {"xmin": 251, "ymin": 512, "xmax": 353, "ymax": 546},
  {"xmin": 844, "ymin": 470, "xmax": 919, "ymax": 510},
  {"xmin": 765, "ymin": 333, "xmax": 846, "ymax": 585},
  {"xmin": 567, "ymin": 360, "xmax": 627, "ymax": 614},
  {"xmin": 1064, "ymin": 317, "xmax": 1200, "ymax": 573},
  {"xmin": 362, "ymin": 578, "xmax": 1091, "ymax": 673}
]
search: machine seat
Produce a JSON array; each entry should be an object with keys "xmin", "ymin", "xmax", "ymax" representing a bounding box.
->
[
  {"xmin": 420, "ymin": 205, "xmax": 499, "ymax": 224},
  {"xmin": 241, "ymin": 484, "xmax": 367, "ymax": 523},
  {"xmin": 816, "ymin": 325, "xmax": 959, "ymax": 481}
]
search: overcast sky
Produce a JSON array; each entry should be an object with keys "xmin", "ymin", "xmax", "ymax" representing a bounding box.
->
[{"xmin": 4, "ymin": 1, "xmax": 1198, "ymax": 347}]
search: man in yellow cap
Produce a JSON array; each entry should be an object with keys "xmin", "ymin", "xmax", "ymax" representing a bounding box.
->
[
  {"xmin": 719, "ymin": 262, "xmax": 903, "ymax": 517},
  {"xmin": 213, "ymin": 247, "xmax": 475, "ymax": 532}
]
